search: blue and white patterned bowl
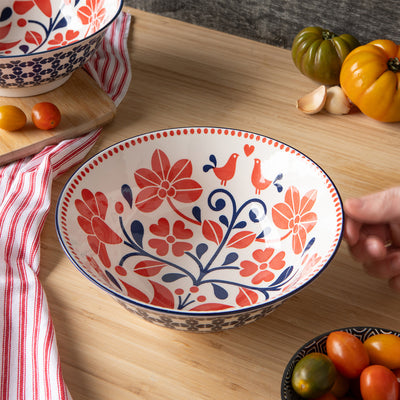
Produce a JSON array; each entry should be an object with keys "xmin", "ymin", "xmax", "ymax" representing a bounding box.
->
[
  {"xmin": 281, "ymin": 326, "xmax": 400, "ymax": 400},
  {"xmin": 56, "ymin": 127, "xmax": 344, "ymax": 332},
  {"xmin": 0, "ymin": 0, "xmax": 122, "ymax": 97}
]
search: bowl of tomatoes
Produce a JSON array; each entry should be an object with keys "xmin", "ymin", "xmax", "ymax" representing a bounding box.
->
[
  {"xmin": 0, "ymin": 0, "xmax": 122, "ymax": 97},
  {"xmin": 281, "ymin": 326, "xmax": 400, "ymax": 400}
]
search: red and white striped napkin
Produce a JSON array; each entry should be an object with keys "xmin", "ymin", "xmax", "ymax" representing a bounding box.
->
[{"xmin": 0, "ymin": 12, "xmax": 131, "ymax": 399}]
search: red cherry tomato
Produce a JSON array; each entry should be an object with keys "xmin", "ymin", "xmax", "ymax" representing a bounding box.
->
[
  {"xmin": 363, "ymin": 334, "xmax": 400, "ymax": 370},
  {"xmin": 326, "ymin": 331, "xmax": 370, "ymax": 379},
  {"xmin": 31, "ymin": 102, "xmax": 61, "ymax": 130},
  {"xmin": 360, "ymin": 365, "xmax": 399, "ymax": 400},
  {"xmin": 393, "ymin": 368, "xmax": 400, "ymax": 384},
  {"xmin": 0, "ymin": 105, "xmax": 26, "ymax": 131}
]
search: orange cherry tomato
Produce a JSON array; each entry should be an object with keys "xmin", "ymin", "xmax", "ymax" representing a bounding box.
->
[
  {"xmin": 31, "ymin": 102, "xmax": 61, "ymax": 130},
  {"xmin": 363, "ymin": 334, "xmax": 400, "ymax": 370},
  {"xmin": 360, "ymin": 365, "xmax": 399, "ymax": 400},
  {"xmin": 326, "ymin": 331, "xmax": 370, "ymax": 379},
  {"xmin": 0, "ymin": 105, "xmax": 27, "ymax": 131},
  {"xmin": 393, "ymin": 368, "xmax": 400, "ymax": 383}
]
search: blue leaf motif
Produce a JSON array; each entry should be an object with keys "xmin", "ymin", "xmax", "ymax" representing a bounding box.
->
[
  {"xmin": 121, "ymin": 184, "xmax": 133, "ymax": 208},
  {"xmin": 209, "ymin": 154, "xmax": 217, "ymax": 166},
  {"xmin": 272, "ymin": 266, "xmax": 294, "ymax": 286},
  {"xmin": 105, "ymin": 271, "xmax": 122, "ymax": 290},
  {"xmin": 0, "ymin": 7, "xmax": 12, "ymax": 22},
  {"xmin": 222, "ymin": 252, "xmax": 238, "ymax": 266},
  {"xmin": 19, "ymin": 45, "xmax": 29, "ymax": 54},
  {"xmin": 219, "ymin": 215, "xmax": 229, "ymax": 227},
  {"xmin": 196, "ymin": 243, "xmax": 208, "ymax": 259},
  {"xmin": 249, "ymin": 208, "xmax": 263, "ymax": 222},
  {"xmin": 131, "ymin": 220, "xmax": 144, "ymax": 248},
  {"xmin": 203, "ymin": 164, "xmax": 214, "ymax": 172},
  {"xmin": 212, "ymin": 283, "xmax": 228, "ymax": 300},
  {"xmin": 233, "ymin": 221, "xmax": 246, "ymax": 229},
  {"xmin": 162, "ymin": 273, "xmax": 186, "ymax": 282},
  {"xmin": 54, "ymin": 17, "xmax": 68, "ymax": 30},
  {"xmin": 302, "ymin": 237, "xmax": 315, "ymax": 255},
  {"xmin": 192, "ymin": 206, "xmax": 201, "ymax": 222}
]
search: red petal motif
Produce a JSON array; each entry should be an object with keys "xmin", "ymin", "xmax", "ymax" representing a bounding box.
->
[
  {"xmin": 190, "ymin": 303, "xmax": 233, "ymax": 311},
  {"xmin": 202, "ymin": 220, "xmax": 223, "ymax": 244},
  {"xmin": 25, "ymin": 30, "xmax": 42, "ymax": 46},
  {"xmin": 13, "ymin": 1, "xmax": 35, "ymax": 14},
  {"xmin": 134, "ymin": 168, "xmax": 161, "ymax": 188},
  {"xmin": 168, "ymin": 159, "xmax": 193, "ymax": 183},
  {"xmin": 92, "ymin": 216, "xmax": 122, "ymax": 244},
  {"xmin": 33, "ymin": 0, "xmax": 52, "ymax": 18},
  {"xmin": 134, "ymin": 260, "xmax": 166, "ymax": 277},
  {"xmin": 149, "ymin": 281, "xmax": 175, "ymax": 308},
  {"xmin": 172, "ymin": 179, "xmax": 203, "ymax": 203},
  {"xmin": 227, "ymin": 231, "xmax": 256, "ymax": 249},
  {"xmin": 236, "ymin": 287, "xmax": 258, "ymax": 307},
  {"xmin": 151, "ymin": 149, "xmax": 170, "ymax": 181},
  {"xmin": 120, "ymin": 280, "xmax": 150, "ymax": 303}
]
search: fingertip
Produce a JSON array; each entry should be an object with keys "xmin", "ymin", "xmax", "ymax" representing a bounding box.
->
[{"xmin": 365, "ymin": 236, "xmax": 386, "ymax": 259}]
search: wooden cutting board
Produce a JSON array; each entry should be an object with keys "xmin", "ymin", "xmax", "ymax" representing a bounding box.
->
[{"xmin": 0, "ymin": 68, "xmax": 116, "ymax": 166}]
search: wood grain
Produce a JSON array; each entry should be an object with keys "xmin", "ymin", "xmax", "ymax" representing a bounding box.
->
[
  {"xmin": 39, "ymin": 7, "xmax": 400, "ymax": 400},
  {"xmin": 0, "ymin": 68, "xmax": 116, "ymax": 166}
]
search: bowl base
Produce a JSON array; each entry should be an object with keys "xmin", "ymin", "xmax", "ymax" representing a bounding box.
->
[{"xmin": 0, "ymin": 75, "xmax": 71, "ymax": 98}]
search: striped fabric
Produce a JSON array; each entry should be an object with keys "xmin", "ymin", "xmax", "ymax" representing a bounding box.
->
[{"xmin": 0, "ymin": 12, "xmax": 131, "ymax": 400}]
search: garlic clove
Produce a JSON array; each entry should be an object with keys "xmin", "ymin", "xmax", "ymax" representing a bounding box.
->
[
  {"xmin": 324, "ymin": 86, "xmax": 351, "ymax": 115},
  {"xmin": 296, "ymin": 85, "xmax": 327, "ymax": 114}
]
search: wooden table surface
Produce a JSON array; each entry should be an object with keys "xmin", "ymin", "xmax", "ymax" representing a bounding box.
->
[{"xmin": 40, "ymin": 7, "xmax": 400, "ymax": 400}]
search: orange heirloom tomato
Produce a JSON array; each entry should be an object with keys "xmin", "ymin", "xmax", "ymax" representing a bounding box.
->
[
  {"xmin": 0, "ymin": 105, "xmax": 26, "ymax": 131},
  {"xmin": 360, "ymin": 365, "xmax": 399, "ymax": 400},
  {"xmin": 340, "ymin": 39, "xmax": 400, "ymax": 122},
  {"xmin": 32, "ymin": 102, "xmax": 61, "ymax": 130},
  {"xmin": 364, "ymin": 334, "xmax": 400, "ymax": 369},
  {"xmin": 326, "ymin": 331, "xmax": 369, "ymax": 379}
]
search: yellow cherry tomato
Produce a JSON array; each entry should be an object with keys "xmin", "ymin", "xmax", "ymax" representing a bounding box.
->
[
  {"xmin": 0, "ymin": 105, "xmax": 27, "ymax": 131},
  {"xmin": 363, "ymin": 333, "xmax": 400, "ymax": 369}
]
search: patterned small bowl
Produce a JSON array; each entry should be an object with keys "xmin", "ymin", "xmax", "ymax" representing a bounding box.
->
[
  {"xmin": 0, "ymin": 0, "xmax": 122, "ymax": 97},
  {"xmin": 281, "ymin": 326, "xmax": 400, "ymax": 400},
  {"xmin": 56, "ymin": 127, "xmax": 344, "ymax": 332}
]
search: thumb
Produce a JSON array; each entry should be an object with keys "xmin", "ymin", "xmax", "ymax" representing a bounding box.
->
[{"xmin": 344, "ymin": 187, "xmax": 400, "ymax": 224}]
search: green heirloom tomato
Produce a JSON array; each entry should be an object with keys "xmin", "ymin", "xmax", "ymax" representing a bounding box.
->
[{"xmin": 291, "ymin": 26, "xmax": 360, "ymax": 85}]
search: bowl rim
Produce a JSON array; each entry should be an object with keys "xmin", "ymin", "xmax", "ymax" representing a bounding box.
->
[
  {"xmin": 55, "ymin": 126, "xmax": 344, "ymax": 318},
  {"xmin": 280, "ymin": 326, "xmax": 400, "ymax": 400},
  {"xmin": 0, "ymin": 0, "xmax": 123, "ymax": 59}
]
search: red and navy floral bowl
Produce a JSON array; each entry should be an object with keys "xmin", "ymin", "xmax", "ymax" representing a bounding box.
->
[
  {"xmin": 0, "ymin": 0, "xmax": 122, "ymax": 97},
  {"xmin": 56, "ymin": 127, "xmax": 344, "ymax": 332}
]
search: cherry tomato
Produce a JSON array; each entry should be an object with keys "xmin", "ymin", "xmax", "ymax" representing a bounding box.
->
[
  {"xmin": 326, "ymin": 331, "xmax": 370, "ymax": 379},
  {"xmin": 393, "ymin": 368, "xmax": 400, "ymax": 384},
  {"xmin": 331, "ymin": 372, "xmax": 350, "ymax": 398},
  {"xmin": 31, "ymin": 102, "xmax": 61, "ymax": 130},
  {"xmin": 363, "ymin": 334, "xmax": 400, "ymax": 370},
  {"xmin": 360, "ymin": 365, "xmax": 399, "ymax": 400},
  {"xmin": 0, "ymin": 105, "xmax": 26, "ymax": 131}
]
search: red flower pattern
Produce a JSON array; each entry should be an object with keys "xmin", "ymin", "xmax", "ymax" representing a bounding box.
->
[
  {"xmin": 148, "ymin": 218, "xmax": 193, "ymax": 257},
  {"xmin": 75, "ymin": 189, "xmax": 122, "ymax": 267},
  {"xmin": 134, "ymin": 149, "xmax": 203, "ymax": 214},
  {"xmin": 77, "ymin": 0, "xmax": 106, "ymax": 35},
  {"xmin": 240, "ymin": 248, "xmax": 286, "ymax": 284},
  {"xmin": 271, "ymin": 186, "xmax": 317, "ymax": 254},
  {"xmin": 47, "ymin": 30, "xmax": 80, "ymax": 49}
]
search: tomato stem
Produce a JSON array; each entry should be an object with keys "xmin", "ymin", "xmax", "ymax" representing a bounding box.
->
[
  {"xmin": 322, "ymin": 30, "xmax": 337, "ymax": 40},
  {"xmin": 388, "ymin": 57, "xmax": 400, "ymax": 72}
]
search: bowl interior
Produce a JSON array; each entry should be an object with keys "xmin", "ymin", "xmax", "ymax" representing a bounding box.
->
[
  {"xmin": 56, "ymin": 127, "xmax": 343, "ymax": 316},
  {"xmin": 281, "ymin": 326, "xmax": 400, "ymax": 400},
  {"xmin": 0, "ymin": 0, "xmax": 122, "ymax": 56}
]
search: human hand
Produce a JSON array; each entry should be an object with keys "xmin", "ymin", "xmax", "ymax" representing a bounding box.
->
[{"xmin": 344, "ymin": 187, "xmax": 400, "ymax": 292}]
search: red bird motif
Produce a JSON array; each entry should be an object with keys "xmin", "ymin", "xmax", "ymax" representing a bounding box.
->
[
  {"xmin": 211, "ymin": 153, "xmax": 239, "ymax": 186},
  {"xmin": 251, "ymin": 158, "xmax": 272, "ymax": 194}
]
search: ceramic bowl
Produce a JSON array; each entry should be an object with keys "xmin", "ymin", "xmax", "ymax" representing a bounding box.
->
[
  {"xmin": 0, "ymin": 0, "xmax": 122, "ymax": 97},
  {"xmin": 281, "ymin": 326, "xmax": 400, "ymax": 400},
  {"xmin": 56, "ymin": 127, "xmax": 344, "ymax": 332}
]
